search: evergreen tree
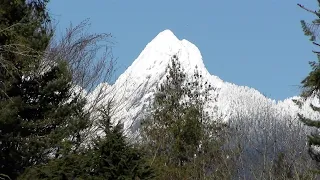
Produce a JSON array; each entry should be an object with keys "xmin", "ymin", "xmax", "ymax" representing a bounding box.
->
[
  {"xmin": 296, "ymin": 1, "xmax": 320, "ymax": 166},
  {"xmin": 20, "ymin": 104, "xmax": 155, "ymax": 180},
  {"xmin": 140, "ymin": 55, "xmax": 232, "ymax": 179},
  {"xmin": 0, "ymin": 1, "xmax": 90, "ymax": 179}
]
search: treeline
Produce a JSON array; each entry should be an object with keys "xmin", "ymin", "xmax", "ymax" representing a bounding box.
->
[{"xmin": 1, "ymin": 0, "xmax": 320, "ymax": 180}]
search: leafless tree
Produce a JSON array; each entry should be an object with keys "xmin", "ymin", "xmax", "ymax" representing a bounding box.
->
[
  {"xmin": 44, "ymin": 18, "xmax": 116, "ymax": 105},
  {"xmin": 33, "ymin": 19, "xmax": 118, "ymax": 146},
  {"xmin": 225, "ymin": 102, "xmax": 318, "ymax": 179}
]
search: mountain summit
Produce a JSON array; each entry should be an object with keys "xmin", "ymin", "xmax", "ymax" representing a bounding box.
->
[
  {"xmin": 89, "ymin": 29, "xmax": 320, "ymax": 134},
  {"xmin": 118, "ymin": 29, "xmax": 217, "ymax": 85}
]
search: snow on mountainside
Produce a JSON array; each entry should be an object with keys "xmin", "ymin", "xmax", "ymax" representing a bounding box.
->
[{"xmin": 88, "ymin": 29, "xmax": 320, "ymax": 135}]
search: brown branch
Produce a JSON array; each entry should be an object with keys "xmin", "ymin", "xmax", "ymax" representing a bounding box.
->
[{"xmin": 297, "ymin": 3, "xmax": 320, "ymax": 17}]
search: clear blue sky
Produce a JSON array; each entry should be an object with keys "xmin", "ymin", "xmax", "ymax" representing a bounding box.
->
[{"xmin": 48, "ymin": 0, "xmax": 317, "ymax": 100}]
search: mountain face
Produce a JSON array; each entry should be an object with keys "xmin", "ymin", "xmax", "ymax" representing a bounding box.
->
[{"xmin": 88, "ymin": 29, "xmax": 320, "ymax": 135}]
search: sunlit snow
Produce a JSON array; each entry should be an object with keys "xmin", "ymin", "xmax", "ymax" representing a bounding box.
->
[{"xmin": 87, "ymin": 29, "xmax": 320, "ymax": 136}]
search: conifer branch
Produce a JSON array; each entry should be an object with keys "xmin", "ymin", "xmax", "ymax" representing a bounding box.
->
[
  {"xmin": 310, "ymin": 42, "xmax": 320, "ymax": 54},
  {"xmin": 297, "ymin": 3, "xmax": 320, "ymax": 17},
  {"xmin": 313, "ymin": 42, "xmax": 320, "ymax": 47}
]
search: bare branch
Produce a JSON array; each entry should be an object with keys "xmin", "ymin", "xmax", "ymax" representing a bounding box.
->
[
  {"xmin": 297, "ymin": 3, "xmax": 320, "ymax": 17},
  {"xmin": 42, "ymin": 19, "xmax": 117, "ymax": 116}
]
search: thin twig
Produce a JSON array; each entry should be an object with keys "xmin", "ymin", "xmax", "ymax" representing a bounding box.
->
[{"xmin": 297, "ymin": 3, "xmax": 320, "ymax": 17}]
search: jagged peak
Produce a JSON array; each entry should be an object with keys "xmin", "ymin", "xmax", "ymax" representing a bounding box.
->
[
  {"xmin": 88, "ymin": 29, "xmax": 320, "ymax": 135},
  {"xmin": 120, "ymin": 29, "xmax": 208, "ymax": 79}
]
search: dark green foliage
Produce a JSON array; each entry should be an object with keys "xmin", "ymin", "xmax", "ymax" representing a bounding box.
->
[
  {"xmin": 299, "ymin": 1, "xmax": 320, "ymax": 98},
  {"xmin": 0, "ymin": 59, "xmax": 91, "ymax": 179},
  {"xmin": 0, "ymin": 0, "xmax": 52, "ymax": 79},
  {"xmin": 0, "ymin": 1, "xmax": 91, "ymax": 179},
  {"xmin": 18, "ymin": 153, "xmax": 91, "ymax": 180},
  {"xmin": 0, "ymin": 60, "xmax": 90, "ymax": 177},
  {"xmin": 298, "ymin": 0, "xmax": 320, "ymax": 168},
  {"xmin": 87, "ymin": 107, "xmax": 154, "ymax": 180},
  {"xmin": 0, "ymin": 1, "xmax": 154, "ymax": 179},
  {"xmin": 20, "ymin": 106, "xmax": 155, "ymax": 180},
  {"xmin": 140, "ymin": 55, "xmax": 232, "ymax": 179}
]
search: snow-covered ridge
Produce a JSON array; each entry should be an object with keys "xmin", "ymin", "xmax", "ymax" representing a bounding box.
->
[{"xmin": 88, "ymin": 29, "xmax": 320, "ymax": 134}]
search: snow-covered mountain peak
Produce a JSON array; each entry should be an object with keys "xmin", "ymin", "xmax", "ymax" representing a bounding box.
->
[
  {"xmin": 89, "ymin": 29, "xmax": 320, "ymax": 135},
  {"xmin": 92, "ymin": 29, "xmax": 224, "ymax": 131},
  {"xmin": 117, "ymin": 29, "xmax": 211, "ymax": 82},
  {"xmin": 150, "ymin": 29, "xmax": 179, "ymax": 46}
]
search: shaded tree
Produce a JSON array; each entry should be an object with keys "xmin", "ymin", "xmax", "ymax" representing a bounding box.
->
[
  {"xmin": 296, "ymin": 1, "xmax": 320, "ymax": 170},
  {"xmin": 20, "ymin": 103, "xmax": 155, "ymax": 180},
  {"xmin": 140, "ymin": 54, "xmax": 233, "ymax": 179},
  {"xmin": 0, "ymin": 1, "xmax": 91, "ymax": 179}
]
